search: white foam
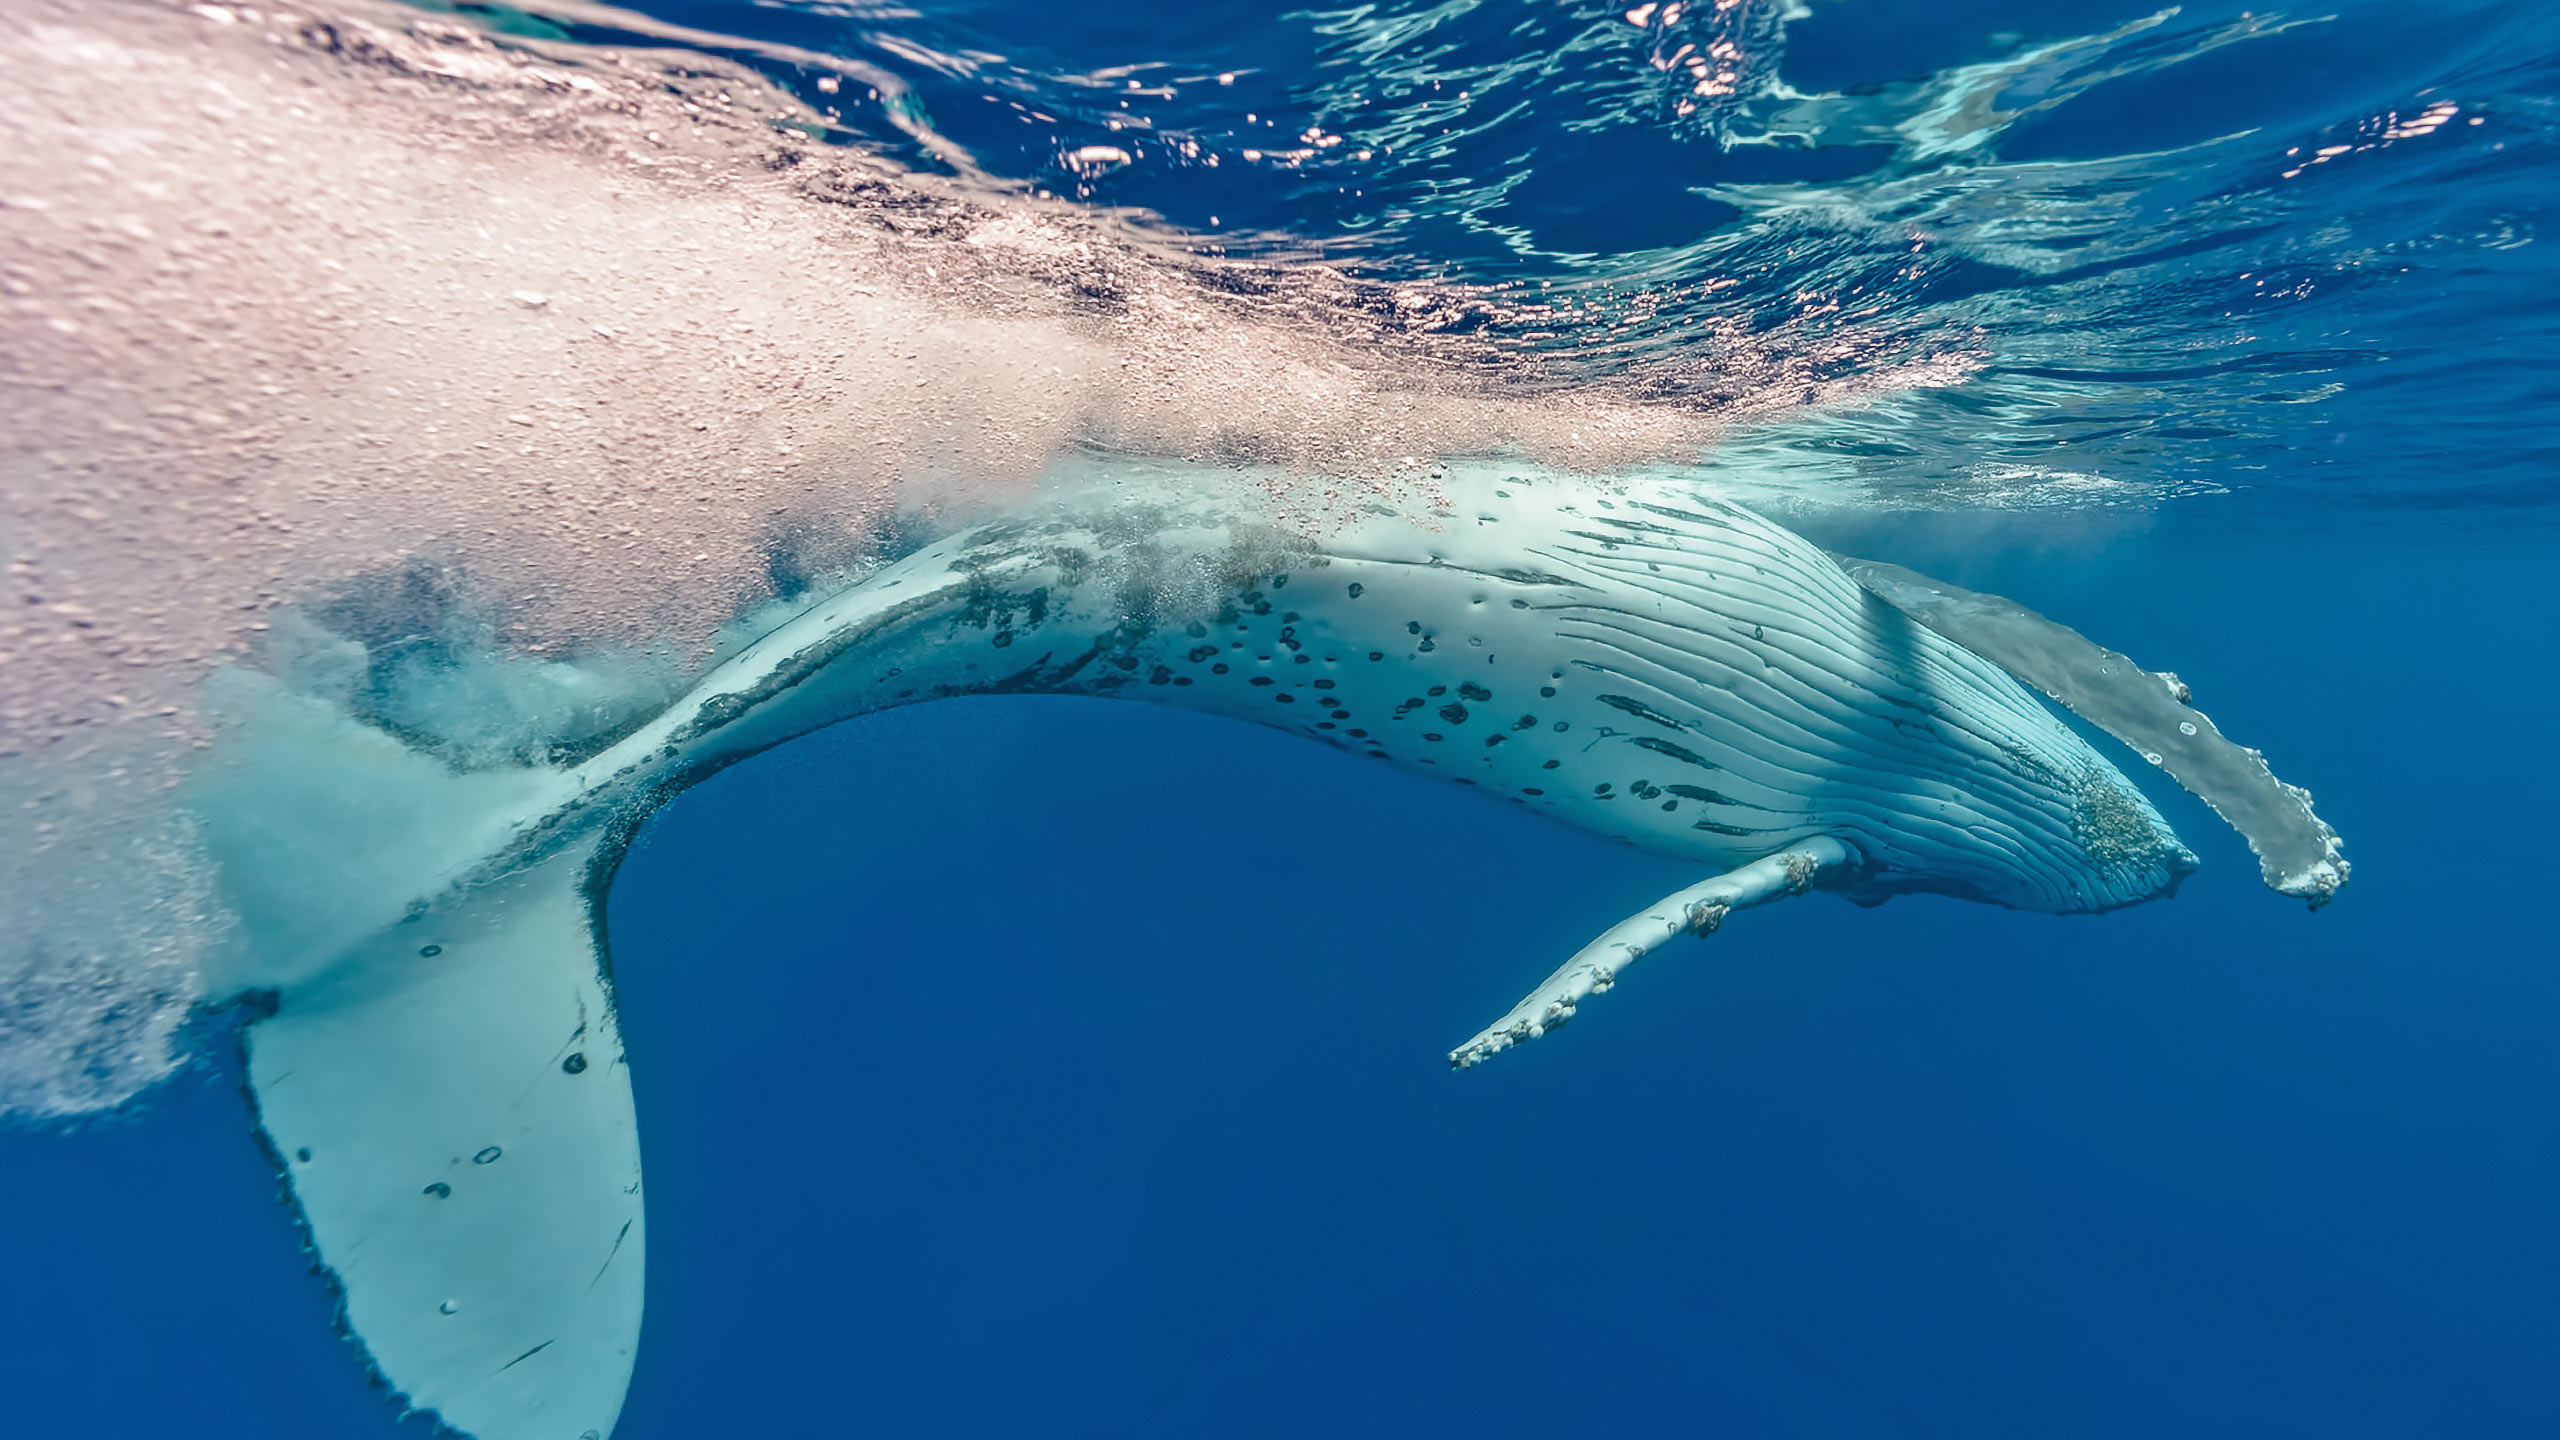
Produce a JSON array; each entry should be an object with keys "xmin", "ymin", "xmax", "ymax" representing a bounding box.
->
[{"xmin": 0, "ymin": 0, "xmax": 1952, "ymax": 1117}]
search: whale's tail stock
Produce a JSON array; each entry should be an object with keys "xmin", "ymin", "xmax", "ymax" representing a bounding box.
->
[{"xmin": 187, "ymin": 671, "xmax": 644, "ymax": 1440}]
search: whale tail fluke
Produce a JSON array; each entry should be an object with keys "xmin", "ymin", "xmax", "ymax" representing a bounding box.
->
[
  {"xmin": 241, "ymin": 833, "xmax": 643, "ymax": 1440},
  {"xmin": 190, "ymin": 673, "xmax": 645, "ymax": 1440}
]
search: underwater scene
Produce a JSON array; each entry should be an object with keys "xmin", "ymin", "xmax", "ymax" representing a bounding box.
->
[{"xmin": 3, "ymin": 0, "xmax": 2557, "ymax": 1434}]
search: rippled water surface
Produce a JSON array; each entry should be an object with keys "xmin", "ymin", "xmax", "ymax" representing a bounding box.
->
[
  {"xmin": 619, "ymin": 0, "xmax": 2560, "ymax": 507},
  {"xmin": 4, "ymin": 0, "xmax": 2557, "ymax": 1435}
]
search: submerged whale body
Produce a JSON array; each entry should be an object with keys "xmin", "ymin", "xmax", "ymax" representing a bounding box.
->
[{"xmin": 186, "ymin": 472, "xmax": 2344, "ymax": 1440}]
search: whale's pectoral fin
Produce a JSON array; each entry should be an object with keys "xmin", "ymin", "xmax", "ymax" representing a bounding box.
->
[
  {"xmin": 1837, "ymin": 555, "xmax": 2347, "ymax": 908},
  {"xmin": 1451, "ymin": 837, "xmax": 1853, "ymax": 1069},
  {"xmin": 243, "ymin": 834, "xmax": 643, "ymax": 1440}
]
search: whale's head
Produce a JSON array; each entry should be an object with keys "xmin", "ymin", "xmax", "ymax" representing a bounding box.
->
[
  {"xmin": 1857, "ymin": 744, "xmax": 2198, "ymax": 916},
  {"xmin": 2051, "ymin": 759, "xmax": 2200, "ymax": 909}
]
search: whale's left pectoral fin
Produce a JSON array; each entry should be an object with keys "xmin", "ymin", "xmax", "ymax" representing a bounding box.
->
[
  {"xmin": 1836, "ymin": 555, "xmax": 2347, "ymax": 907},
  {"xmin": 1451, "ymin": 837, "xmax": 1853, "ymax": 1069},
  {"xmin": 242, "ymin": 835, "xmax": 643, "ymax": 1440}
]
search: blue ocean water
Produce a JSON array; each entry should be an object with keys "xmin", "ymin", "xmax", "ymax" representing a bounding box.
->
[{"xmin": 7, "ymin": 0, "xmax": 2559, "ymax": 1436}]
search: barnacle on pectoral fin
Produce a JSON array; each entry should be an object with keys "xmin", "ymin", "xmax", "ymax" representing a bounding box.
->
[{"xmin": 1837, "ymin": 555, "xmax": 2348, "ymax": 907}]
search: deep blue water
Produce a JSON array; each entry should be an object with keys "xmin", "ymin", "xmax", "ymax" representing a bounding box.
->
[{"xmin": 9, "ymin": 0, "xmax": 2560, "ymax": 1436}]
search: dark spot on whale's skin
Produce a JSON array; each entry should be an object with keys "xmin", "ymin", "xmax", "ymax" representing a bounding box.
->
[
  {"xmin": 1313, "ymin": 678, "xmax": 1336, "ymax": 690},
  {"xmin": 1458, "ymin": 682, "xmax": 1491, "ymax": 702},
  {"xmin": 1251, "ymin": 676, "xmax": 1275, "ymax": 687},
  {"xmin": 563, "ymin": 1053, "xmax": 589, "ymax": 1074},
  {"xmin": 1367, "ymin": 652, "xmax": 1385, "ymax": 662},
  {"xmin": 1417, "ymin": 638, "xmax": 1436, "ymax": 652},
  {"xmin": 1276, "ymin": 694, "xmax": 1296, "ymax": 704},
  {"xmin": 1632, "ymin": 735, "xmax": 1717, "ymax": 769},
  {"xmin": 1542, "ymin": 759, "xmax": 1561, "ymax": 769},
  {"xmin": 424, "ymin": 1183, "xmax": 451, "ymax": 1199},
  {"xmin": 1666, "ymin": 783, "xmax": 1741, "ymax": 806},
  {"xmin": 1331, "ymin": 710, "xmax": 1351, "ymax": 720},
  {"xmin": 1540, "ymin": 686, "xmax": 1557, "ymax": 698},
  {"xmin": 418, "ymin": 944, "xmax": 442, "ymax": 958},
  {"xmin": 1512, "ymin": 715, "xmax": 1537, "ymax": 730},
  {"xmin": 1423, "ymin": 733, "xmax": 1445, "ymax": 742},
  {"xmin": 1428, "ymin": 686, "xmax": 1447, "ymax": 697},
  {"xmin": 1439, "ymin": 704, "xmax": 1469, "ymax": 725},
  {"xmin": 1597, "ymin": 693, "xmax": 1685, "ymax": 730},
  {"xmin": 992, "ymin": 631, "xmax": 1015, "ymax": 648},
  {"xmin": 1484, "ymin": 735, "xmax": 1505, "ymax": 748},
  {"xmin": 1213, "ymin": 663, "xmax": 1230, "ymax": 674},
  {"xmin": 1149, "ymin": 666, "xmax": 1173, "ymax": 685},
  {"xmin": 1347, "ymin": 583, "xmax": 1365, "ymax": 598},
  {"xmin": 296, "ymin": 1148, "xmax": 312, "ymax": 1163}
]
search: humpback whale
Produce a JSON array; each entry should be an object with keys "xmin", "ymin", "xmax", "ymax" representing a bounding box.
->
[{"xmin": 185, "ymin": 471, "xmax": 2344, "ymax": 1440}]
